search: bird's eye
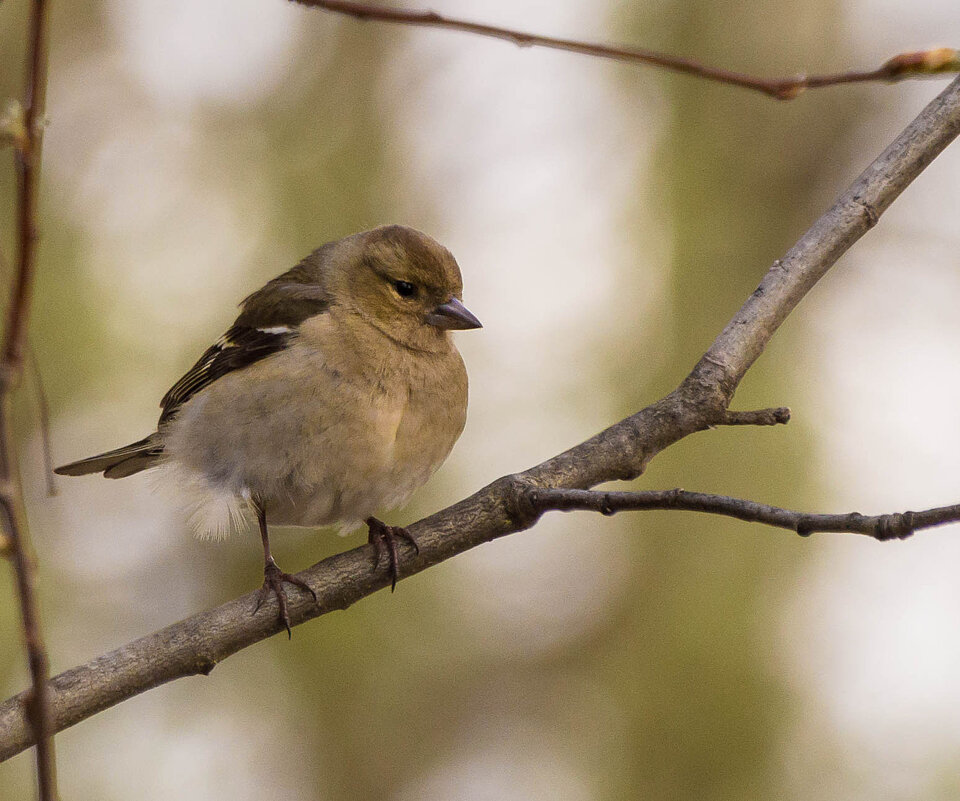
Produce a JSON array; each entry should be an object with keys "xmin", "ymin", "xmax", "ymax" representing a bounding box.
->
[{"xmin": 393, "ymin": 280, "xmax": 417, "ymax": 298}]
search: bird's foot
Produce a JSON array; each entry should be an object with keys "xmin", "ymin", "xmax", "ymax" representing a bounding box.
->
[
  {"xmin": 254, "ymin": 558, "xmax": 318, "ymax": 638},
  {"xmin": 366, "ymin": 517, "xmax": 420, "ymax": 592}
]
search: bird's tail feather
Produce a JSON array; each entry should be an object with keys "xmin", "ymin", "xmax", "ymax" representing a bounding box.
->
[{"xmin": 55, "ymin": 435, "xmax": 162, "ymax": 479}]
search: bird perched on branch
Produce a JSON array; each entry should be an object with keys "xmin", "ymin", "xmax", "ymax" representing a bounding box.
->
[{"xmin": 56, "ymin": 225, "xmax": 482, "ymax": 634}]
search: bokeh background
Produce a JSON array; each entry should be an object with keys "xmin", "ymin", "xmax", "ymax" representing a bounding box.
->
[{"xmin": 2, "ymin": 0, "xmax": 960, "ymax": 798}]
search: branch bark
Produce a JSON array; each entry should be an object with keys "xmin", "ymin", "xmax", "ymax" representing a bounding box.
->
[
  {"xmin": 1, "ymin": 74, "xmax": 959, "ymax": 764},
  {"xmin": 1, "ymin": 0, "xmax": 57, "ymax": 796},
  {"xmin": 294, "ymin": 0, "xmax": 960, "ymax": 99},
  {"xmin": 523, "ymin": 488, "xmax": 960, "ymax": 540}
]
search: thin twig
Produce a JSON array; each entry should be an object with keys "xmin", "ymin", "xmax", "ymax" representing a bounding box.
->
[
  {"xmin": 2, "ymin": 74, "xmax": 960, "ymax": 764},
  {"xmin": 0, "ymin": 247, "xmax": 56, "ymax": 498},
  {"xmin": 292, "ymin": 0, "xmax": 960, "ymax": 100},
  {"xmin": 1, "ymin": 0, "xmax": 57, "ymax": 798},
  {"xmin": 27, "ymin": 347, "xmax": 56, "ymax": 498},
  {"xmin": 524, "ymin": 487, "xmax": 959, "ymax": 540},
  {"xmin": 6, "ymin": 3, "xmax": 49, "ymax": 372}
]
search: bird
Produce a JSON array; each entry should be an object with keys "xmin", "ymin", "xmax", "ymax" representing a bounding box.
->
[{"xmin": 56, "ymin": 225, "xmax": 482, "ymax": 634}]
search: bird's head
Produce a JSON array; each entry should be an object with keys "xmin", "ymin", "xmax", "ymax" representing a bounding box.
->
[{"xmin": 328, "ymin": 225, "xmax": 481, "ymax": 353}]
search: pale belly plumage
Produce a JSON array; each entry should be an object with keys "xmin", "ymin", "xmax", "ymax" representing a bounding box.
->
[{"xmin": 160, "ymin": 331, "xmax": 468, "ymax": 539}]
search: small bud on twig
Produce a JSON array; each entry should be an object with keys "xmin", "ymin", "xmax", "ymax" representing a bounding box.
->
[{"xmin": 883, "ymin": 47, "xmax": 960, "ymax": 79}]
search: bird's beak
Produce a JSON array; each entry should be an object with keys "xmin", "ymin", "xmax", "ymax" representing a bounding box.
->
[{"xmin": 426, "ymin": 297, "xmax": 482, "ymax": 330}]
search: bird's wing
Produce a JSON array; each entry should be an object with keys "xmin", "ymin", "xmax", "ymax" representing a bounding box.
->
[
  {"xmin": 159, "ymin": 325, "xmax": 295, "ymax": 423},
  {"xmin": 159, "ymin": 257, "xmax": 332, "ymax": 424}
]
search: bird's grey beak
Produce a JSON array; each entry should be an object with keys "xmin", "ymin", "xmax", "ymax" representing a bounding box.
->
[{"xmin": 426, "ymin": 297, "xmax": 482, "ymax": 330}]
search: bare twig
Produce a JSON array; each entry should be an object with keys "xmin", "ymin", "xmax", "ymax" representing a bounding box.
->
[
  {"xmin": 27, "ymin": 347, "xmax": 56, "ymax": 498},
  {"xmin": 1, "ymin": 0, "xmax": 57, "ymax": 797},
  {"xmin": 2, "ymin": 74, "xmax": 959, "ymax": 764},
  {"xmin": 293, "ymin": 0, "xmax": 959, "ymax": 100},
  {"xmin": 0, "ymin": 249, "xmax": 56, "ymax": 498},
  {"xmin": 522, "ymin": 487, "xmax": 960, "ymax": 540},
  {"xmin": 6, "ymin": 2, "xmax": 49, "ymax": 372}
]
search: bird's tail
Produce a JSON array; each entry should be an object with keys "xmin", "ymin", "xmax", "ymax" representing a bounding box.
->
[{"xmin": 55, "ymin": 435, "xmax": 163, "ymax": 479}]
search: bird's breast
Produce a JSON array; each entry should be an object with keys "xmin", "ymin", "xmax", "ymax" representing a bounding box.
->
[
  {"xmin": 163, "ymin": 318, "xmax": 469, "ymax": 533},
  {"xmin": 274, "ymin": 336, "xmax": 468, "ymax": 526}
]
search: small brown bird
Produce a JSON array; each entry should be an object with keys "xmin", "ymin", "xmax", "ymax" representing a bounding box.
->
[{"xmin": 56, "ymin": 226, "xmax": 481, "ymax": 633}]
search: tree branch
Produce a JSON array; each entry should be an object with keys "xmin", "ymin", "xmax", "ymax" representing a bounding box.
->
[
  {"xmin": 293, "ymin": 0, "xmax": 960, "ymax": 99},
  {"xmin": 0, "ymin": 245, "xmax": 57, "ymax": 499},
  {"xmin": 522, "ymin": 488, "xmax": 960, "ymax": 540},
  {"xmin": 715, "ymin": 407, "xmax": 791, "ymax": 426},
  {"xmin": 2, "ymin": 74, "xmax": 959, "ymax": 763},
  {"xmin": 0, "ymin": 0, "xmax": 57, "ymax": 796}
]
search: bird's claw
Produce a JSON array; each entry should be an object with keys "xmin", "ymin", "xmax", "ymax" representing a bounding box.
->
[
  {"xmin": 366, "ymin": 518, "xmax": 419, "ymax": 591},
  {"xmin": 254, "ymin": 559, "xmax": 318, "ymax": 638}
]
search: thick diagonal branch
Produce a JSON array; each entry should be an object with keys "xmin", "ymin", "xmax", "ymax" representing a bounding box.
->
[{"xmin": 1, "ymin": 77, "xmax": 959, "ymax": 767}]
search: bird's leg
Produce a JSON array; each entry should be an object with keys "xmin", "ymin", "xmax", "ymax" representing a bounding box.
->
[
  {"xmin": 252, "ymin": 500, "xmax": 318, "ymax": 638},
  {"xmin": 366, "ymin": 517, "xmax": 420, "ymax": 592}
]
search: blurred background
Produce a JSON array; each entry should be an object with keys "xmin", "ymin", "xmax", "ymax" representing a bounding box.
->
[{"xmin": 1, "ymin": 0, "xmax": 960, "ymax": 798}]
